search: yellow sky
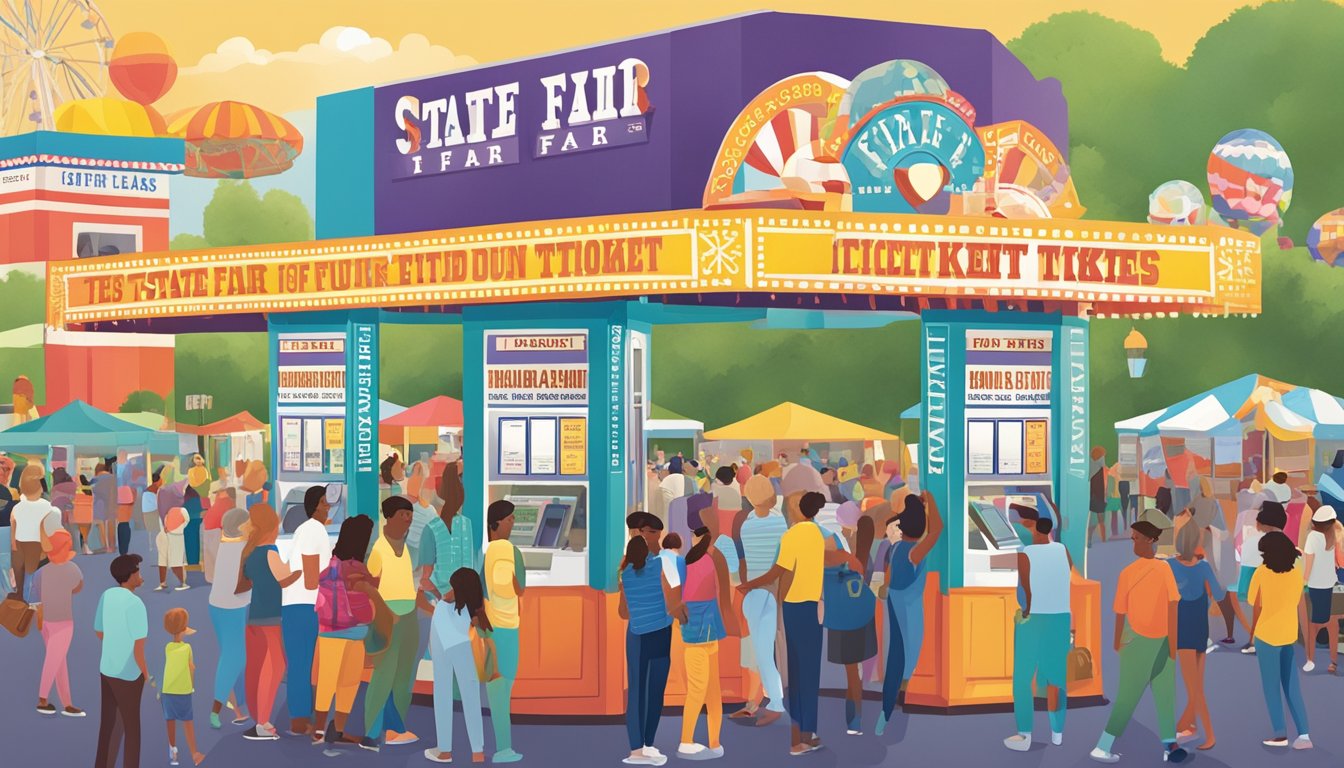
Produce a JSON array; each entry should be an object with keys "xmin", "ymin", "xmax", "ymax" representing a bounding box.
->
[
  {"xmin": 106, "ymin": 0, "xmax": 1283, "ymax": 63},
  {"xmin": 93, "ymin": 0, "xmax": 1327, "ymax": 114}
]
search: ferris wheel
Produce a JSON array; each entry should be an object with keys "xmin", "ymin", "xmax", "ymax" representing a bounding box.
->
[{"xmin": 0, "ymin": 0, "xmax": 112, "ymax": 136}]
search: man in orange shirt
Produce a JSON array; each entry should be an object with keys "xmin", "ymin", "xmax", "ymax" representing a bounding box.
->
[{"xmin": 1090, "ymin": 520, "xmax": 1188, "ymax": 764}]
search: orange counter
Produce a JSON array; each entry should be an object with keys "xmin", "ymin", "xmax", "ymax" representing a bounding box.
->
[
  {"xmin": 408, "ymin": 575, "xmax": 1101, "ymax": 715},
  {"xmin": 905, "ymin": 572, "xmax": 1105, "ymax": 709}
]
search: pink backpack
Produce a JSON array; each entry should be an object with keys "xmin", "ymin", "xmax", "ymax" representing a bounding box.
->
[{"xmin": 317, "ymin": 559, "xmax": 373, "ymax": 633}]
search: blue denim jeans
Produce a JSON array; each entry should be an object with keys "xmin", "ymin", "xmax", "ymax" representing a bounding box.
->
[
  {"xmin": 625, "ymin": 625, "xmax": 672, "ymax": 751},
  {"xmin": 1255, "ymin": 639, "xmax": 1310, "ymax": 737},
  {"xmin": 742, "ymin": 589, "xmax": 785, "ymax": 713},
  {"xmin": 281, "ymin": 604, "xmax": 318, "ymax": 720},
  {"xmin": 431, "ymin": 641, "xmax": 482, "ymax": 754},
  {"xmin": 781, "ymin": 600, "xmax": 821, "ymax": 733},
  {"xmin": 209, "ymin": 605, "xmax": 248, "ymax": 704}
]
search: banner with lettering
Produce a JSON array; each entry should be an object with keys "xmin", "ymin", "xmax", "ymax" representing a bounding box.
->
[{"xmin": 48, "ymin": 210, "xmax": 1260, "ymax": 329}]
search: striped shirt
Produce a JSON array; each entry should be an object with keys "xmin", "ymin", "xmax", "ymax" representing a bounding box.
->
[
  {"xmin": 421, "ymin": 515, "xmax": 478, "ymax": 593},
  {"xmin": 622, "ymin": 561, "xmax": 673, "ymax": 635},
  {"xmin": 738, "ymin": 510, "xmax": 788, "ymax": 581}
]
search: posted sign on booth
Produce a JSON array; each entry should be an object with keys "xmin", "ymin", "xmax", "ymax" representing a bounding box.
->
[
  {"xmin": 486, "ymin": 331, "xmax": 589, "ymax": 405},
  {"xmin": 278, "ymin": 334, "xmax": 347, "ymax": 403}
]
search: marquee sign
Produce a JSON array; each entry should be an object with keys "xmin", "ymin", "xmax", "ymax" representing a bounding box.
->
[{"xmin": 46, "ymin": 210, "xmax": 1260, "ymax": 328}]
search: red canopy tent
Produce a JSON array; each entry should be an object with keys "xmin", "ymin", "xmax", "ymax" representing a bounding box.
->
[
  {"xmin": 379, "ymin": 396, "xmax": 464, "ymax": 447},
  {"xmin": 177, "ymin": 411, "xmax": 267, "ymax": 436}
]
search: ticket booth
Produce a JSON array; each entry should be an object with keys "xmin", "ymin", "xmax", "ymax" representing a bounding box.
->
[
  {"xmin": 47, "ymin": 12, "xmax": 1263, "ymax": 717},
  {"xmin": 910, "ymin": 312, "xmax": 1104, "ymax": 708}
]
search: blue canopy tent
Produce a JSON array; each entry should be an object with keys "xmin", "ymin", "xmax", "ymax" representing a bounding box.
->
[{"xmin": 0, "ymin": 400, "xmax": 184, "ymax": 455}]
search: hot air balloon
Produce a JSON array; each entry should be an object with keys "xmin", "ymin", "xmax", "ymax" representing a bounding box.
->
[
  {"xmin": 167, "ymin": 101, "xmax": 304, "ymax": 179},
  {"xmin": 1307, "ymin": 208, "xmax": 1344, "ymax": 267},
  {"xmin": 110, "ymin": 32, "xmax": 178, "ymax": 106},
  {"xmin": 1206, "ymin": 129, "xmax": 1293, "ymax": 235},
  {"xmin": 55, "ymin": 97, "xmax": 163, "ymax": 137},
  {"xmin": 1148, "ymin": 180, "xmax": 1207, "ymax": 225},
  {"xmin": 840, "ymin": 59, "xmax": 949, "ymax": 127}
]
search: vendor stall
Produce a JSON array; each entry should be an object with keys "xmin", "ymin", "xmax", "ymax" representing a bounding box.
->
[
  {"xmin": 176, "ymin": 411, "xmax": 268, "ymax": 486},
  {"xmin": 44, "ymin": 12, "xmax": 1263, "ymax": 714},
  {"xmin": 702, "ymin": 401, "xmax": 896, "ymax": 471},
  {"xmin": 378, "ymin": 394, "xmax": 464, "ymax": 462}
]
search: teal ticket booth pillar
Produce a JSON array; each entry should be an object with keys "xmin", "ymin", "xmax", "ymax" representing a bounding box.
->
[
  {"xmin": 461, "ymin": 300, "xmax": 647, "ymax": 715},
  {"xmin": 912, "ymin": 309, "xmax": 1101, "ymax": 708},
  {"xmin": 269, "ymin": 310, "xmax": 381, "ymax": 521}
]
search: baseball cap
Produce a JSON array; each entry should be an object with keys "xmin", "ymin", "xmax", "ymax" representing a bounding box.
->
[
  {"xmin": 1009, "ymin": 502, "xmax": 1039, "ymax": 522},
  {"xmin": 324, "ymin": 483, "xmax": 343, "ymax": 505},
  {"xmin": 1312, "ymin": 505, "xmax": 1338, "ymax": 523},
  {"xmin": 1131, "ymin": 520, "xmax": 1163, "ymax": 540}
]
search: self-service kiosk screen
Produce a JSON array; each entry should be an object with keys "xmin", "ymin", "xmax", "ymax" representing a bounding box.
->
[
  {"xmin": 969, "ymin": 499, "xmax": 1022, "ymax": 550},
  {"xmin": 534, "ymin": 503, "xmax": 570, "ymax": 548}
]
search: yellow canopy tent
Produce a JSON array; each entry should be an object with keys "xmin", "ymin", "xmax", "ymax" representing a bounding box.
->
[{"xmin": 703, "ymin": 401, "xmax": 898, "ymax": 441}]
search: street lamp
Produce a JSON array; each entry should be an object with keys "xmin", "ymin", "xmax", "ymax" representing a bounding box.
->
[{"xmin": 1124, "ymin": 328, "xmax": 1148, "ymax": 379}]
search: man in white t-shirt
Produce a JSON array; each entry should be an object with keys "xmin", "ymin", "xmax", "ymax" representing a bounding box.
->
[
  {"xmin": 11, "ymin": 470, "xmax": 57, "ymax": 602},
  {"xmin": 281, "ymin": 485, "xmax": 333, "ymax": 735}
]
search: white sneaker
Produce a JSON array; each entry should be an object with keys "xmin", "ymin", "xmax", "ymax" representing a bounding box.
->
[
  {"xmin": 1303, "ymin": 660, "xmax": 1316, "ymax": 673},
  {"xmin": 1089, "ymin": 747, "xmax": 1120, "ymax": 763},
  {"xmin": 1004, "ymin": 734, "xmax": 1031, "ymax": 752},
  {"xmin": 623, "ymin": 756, "xmax": 657, "ymax": 766},
  {"xmin": 1051, "ymin": 732, "xmax": 1063, "ymax": 746},
  {"xmin": 1292, "ymin": 736, "xmax": 1313, "ymax": 750},
  {"xmin": 643, "ymin": 747, "xmax": 664, "ymax": 758},
  {"xmin": 1240, "ymin": 644, "xmax": 1256, "ymax": 655},
  {"xmin": 175, "ymin": 584, "xmax": 190, "ymax": 591}
]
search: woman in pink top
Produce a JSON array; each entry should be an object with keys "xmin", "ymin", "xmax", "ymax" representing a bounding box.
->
[{"xmin": 677, "ymin": 526, "xmax": 738, "ymax": 761}]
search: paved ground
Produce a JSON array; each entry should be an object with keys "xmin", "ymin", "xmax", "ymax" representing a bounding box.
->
[{"xmin": 2, "ymin": 537, "xmax": 1340, "ymax": 767}]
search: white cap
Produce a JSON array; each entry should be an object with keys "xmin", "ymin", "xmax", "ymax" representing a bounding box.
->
[{"xmin": 1312, "ymin": 505, "xmax": 1337, "ymax": 523}]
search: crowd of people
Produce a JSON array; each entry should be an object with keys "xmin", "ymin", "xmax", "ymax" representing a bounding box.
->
[
  {"xmin": 5, "ymin": 444, "xmax": 1344, "ymax": 767},
  {"xmin": 622, "ymin": 452, "xmax": 943, "ymax": 762},
  {"xmin": 1079, "ymin": 447, "xmax": 1344, "ymax": 762}
]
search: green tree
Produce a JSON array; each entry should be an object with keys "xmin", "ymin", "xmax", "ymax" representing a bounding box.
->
[
  {"xmin": 0, "ymin": 269, "xmax": 47, "ymax": 332},
  {"xmin": 380, "ymin": 325, "xmax": 464, "ymax": 406},
  {"xmin": 1009, "ymin": 12, "xmax": 1181, "ymax": 224},
  {"xmin": 201, "ymin": 180, "xmax": 314, "ymax": 247},
  {"xmin": 170, "ymin": 233, "xmax": 209, "ymax": 251},
  {"xmin": 174, "ymin": 334, "xmax": 270, "ymax": 422},
  {"xmin": 119, "ymin": 389, "xmax": 166, "ymax": 414}
]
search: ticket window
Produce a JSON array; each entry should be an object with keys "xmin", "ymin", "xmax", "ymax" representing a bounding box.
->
[
  {"xmin": 965, "ymin": 485, "xmax": 1058, "ymax": 586},
  {"xmin": 963, "ymin": 411, "xmax": 1053, "ymax": 587},
  {"xmin": 488, "ymin": 483, "xmax": 588, "ymax": 586}
]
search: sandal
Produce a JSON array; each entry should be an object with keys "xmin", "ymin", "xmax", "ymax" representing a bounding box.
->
[
  {"xmin": 729, "ymin": 708, "xmax": 757, "ymax": 720},
  {"xmin": 1328, "ymin": 662, "xmax": 1337, "ymax": 675}
]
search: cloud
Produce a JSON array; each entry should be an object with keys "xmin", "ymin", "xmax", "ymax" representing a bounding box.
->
[{"xmin": 161, "ymin": 27, "xmax": 475, "ymax": 114}]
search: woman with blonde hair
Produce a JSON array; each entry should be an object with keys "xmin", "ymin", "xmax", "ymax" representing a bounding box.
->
[
  {"xmin": 1168, "ymin": 522, "xmax": 1222, "ymax": 750},
  {"xmin": 12, "ymin": 462, "xmax": 56, "ymax": 601},
  {"xmin": 235, "ymin": 503, "xmax": 301, "ymax": 740}
]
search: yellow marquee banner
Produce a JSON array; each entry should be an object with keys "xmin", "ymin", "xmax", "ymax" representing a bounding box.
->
[{"xmin": 47, "ymin": 210, "xmax": 1261, "ymax": 328}]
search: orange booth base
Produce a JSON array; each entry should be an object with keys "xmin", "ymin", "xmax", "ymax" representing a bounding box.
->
[
  {"xmin": 904, "ymin": 572, "xmax": 1105, "ymax": 710},
  {"xmin": 404, "ymin": 577, "xmax": 1101, "ymax": 716}
]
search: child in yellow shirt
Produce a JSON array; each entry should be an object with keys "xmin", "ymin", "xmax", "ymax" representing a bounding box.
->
[{"xmin": 161, "ymin": 608, "xmax": 204, "ymax": 765}]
